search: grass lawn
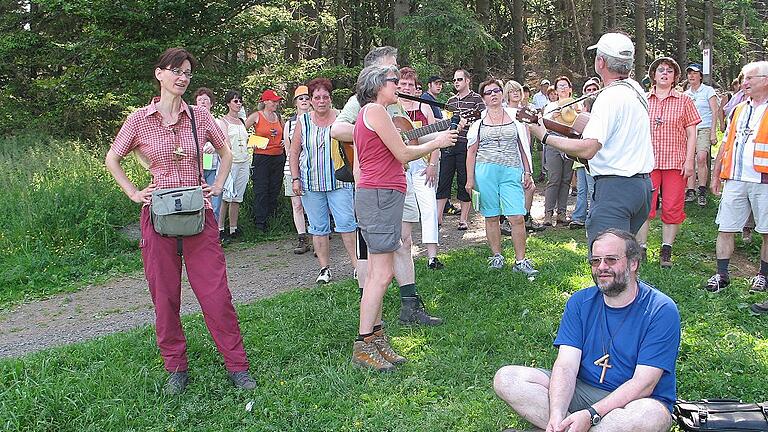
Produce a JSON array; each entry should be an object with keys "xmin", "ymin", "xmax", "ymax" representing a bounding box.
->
[{"xmin": 2, "ymin": 201, "xmax": 767, "ymax": 431}]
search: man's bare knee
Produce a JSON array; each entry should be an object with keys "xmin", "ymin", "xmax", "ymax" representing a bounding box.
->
[
  {"xmin": 600, "ymin": 398, "xmax": 671, "ymax": 432},
  {"xmin": 493, "ymin": 365, "xmax": 548, "ymax": 399}
]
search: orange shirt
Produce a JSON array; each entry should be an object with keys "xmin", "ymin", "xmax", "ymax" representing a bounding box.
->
[{"xmin": 254, "ymin": 111, "xmax": 284, "ymax": 156}]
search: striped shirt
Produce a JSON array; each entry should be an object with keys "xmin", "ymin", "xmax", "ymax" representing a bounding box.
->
[
  {"xmin": 446, "ymin": 91, "xmax": 485, "ymax": 151},
  {"xmin": 475, "ymin": 122, "xmax": 522, "ymax": 168},
  {"xmin": 298, "ymin": 112, "xmax": 353, "ymax": 192}
]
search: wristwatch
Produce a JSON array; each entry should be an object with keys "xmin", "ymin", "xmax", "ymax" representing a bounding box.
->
[
  {"xmin": 587, "ymin": 406, "xmax": 601, "ymax": 426},
  {"xmin": 542, "ymin": 132, "xmax": 551, "ymax": 145},
  {"xmin": 291, "ymin": 177, "xmax": 300, "ymax": 182}
]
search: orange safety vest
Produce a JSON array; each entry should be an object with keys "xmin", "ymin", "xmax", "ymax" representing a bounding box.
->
[{"xmin": 720, "ymin": 101, "xmax": 768, "ymax": 179}]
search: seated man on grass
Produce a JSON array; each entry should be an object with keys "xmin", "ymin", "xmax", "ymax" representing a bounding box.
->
[{"xmin": 493, "ymin": 228, "xmax": 680, "ymax": 432}]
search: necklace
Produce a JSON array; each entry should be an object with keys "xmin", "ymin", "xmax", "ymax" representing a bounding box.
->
[{"xmin": 594, "ymin": 285, "xmax": 638, "ymax": 384}]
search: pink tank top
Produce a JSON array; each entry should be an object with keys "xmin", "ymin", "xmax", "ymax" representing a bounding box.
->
[{"xmin": 353, "ymin": 105, "xmax": 406, "ymax": 193}]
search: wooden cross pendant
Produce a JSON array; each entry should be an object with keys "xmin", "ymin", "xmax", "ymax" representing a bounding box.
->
[{"xmin": 593, "ymin": 354, "xmax": 612, "ymax": 384}]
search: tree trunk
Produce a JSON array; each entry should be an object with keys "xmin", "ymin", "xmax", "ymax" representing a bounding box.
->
[
  {"xmin": 285, "ymin": 7, "xmax": 300, "ymax": 62},
  {"xmin": 591, "ymin": 0, "xmax": 604, "ymax": 41},
  {"xmin": 704, "ymin": 0, "xmax": 714, "ymax": 85},
  {"xmin": 335, "ymin": 0, "xmax": 346, "ymax": 65},
  {"xmin": 676, "ymin": 0, "xmax": 687, "ymax": 65},
  {"xmin": 634, "ymin": 0, "xmax": 646, "ymax": 81},
  {"xmin": 393, "ymin": 0, "xmax": 409, "ymax": 63},
  {"xmin": 512, "ymin": 0, "xmax": 525, "ymax": 82},
  {"xmin": 566, "ymin": 0, "xmax": 588, "ymax": 76},
  {"xmin": 473, "ymin": 0, "xmax": 489, "ymax": 82},
  {"xmin": 607, "ymin": 0, "xmax": 617, "ymax": 29}
]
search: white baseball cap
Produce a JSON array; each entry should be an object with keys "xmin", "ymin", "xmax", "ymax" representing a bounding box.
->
[{"xmin": 588, "ymin": 33, "xmax": 634, "ymax": 60}]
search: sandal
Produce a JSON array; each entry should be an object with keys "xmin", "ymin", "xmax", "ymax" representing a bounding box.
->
[{"xmin": 457, "ymin": 221, "xmax": 468, "ymax": 231}]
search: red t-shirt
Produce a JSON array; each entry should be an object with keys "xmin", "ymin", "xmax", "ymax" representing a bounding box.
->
[{"xmin": 353, "ymin": 105, "xmax": 406, "ymax": 193}]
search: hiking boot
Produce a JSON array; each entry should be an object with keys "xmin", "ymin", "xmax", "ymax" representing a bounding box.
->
[
  {"xmin": 399, "ymin": 295, "xmax": 443, "ymax": 326},
  {"xmin": 228, "ymin": 371, "xmax": 257, "ymax": 390},
  {"xmin": 316, "ymin": 267, "xmax": 331, "ymax": 284},
  {"xmin": 568, "ymin": 220, "xmax": 585, "ymax": 229},
  {"xmin": 229, "ymin": 228, "xmax": 243, "ymax": 239},
  {"xmin": 749, "ymin": 299, "xmax": 768, "ymax": 315},
  {"xmin": 163, "ymin": 371, "xmax": 189, "ymax": 395},
  {"xmin": 659, "ymin": 246, "xmax": 672, "ymax": 269},
  {"xmin": 219, "ymin": 230, "xmax": 228, "ymax": 243},
  {"xmin": 705, "ymin": 273, "xmax": 730, "ymax": 293},
  {"xmin": 488, "ymin": 253, "xmax": 505, "ymax": 269},
  {"xmin": 697, "ymin": 190, "xmax": 707, "ymax": 207},
  {"xmin": 352, "ymin": 336, "xmax": 396, "ymax": 372},
  {"xmin": 685, "ymin": 189, "xmax": 696, "ymax": 202},
  {"xmin": 371, "ymin": 329, "xmax": 407, "ymax": 365},
  {"xmin": 749, "ymin": 274, "xmax": 767, "ymax": 293},
  {"xmin": 513, "ymin": 258, "xmax": 539, "ymax": 279},
  {"xmin": 526, "ymin": 218, "xmax": 546, "ymax": 232},
  {"xmin": 294, "ymin": 234, "xmax": 311, "ymax": 254},
  {"xmin": 542, "ymin": 216, "xmax": 553, "ymax": 227},
  {"xmin": 500, "ymin": 220, "xmax": 512, "ymax": 236},
  {"xmin": 427, "ymin": 257, "xmax": 444, "ymax": 270}
]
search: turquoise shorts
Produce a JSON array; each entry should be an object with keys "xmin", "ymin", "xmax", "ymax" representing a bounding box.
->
[{"xmin": 474, "ymin": 162, "xmax": 525, "ymax": 217}]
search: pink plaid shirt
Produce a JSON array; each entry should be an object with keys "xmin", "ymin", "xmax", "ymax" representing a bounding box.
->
[
  {"xmin": 112, "ymin": 97, "xmax": 226, "ymax": 208},
  {"xmin": 648, "ymin": 88, "xmax": 701, "ymax": 170}
]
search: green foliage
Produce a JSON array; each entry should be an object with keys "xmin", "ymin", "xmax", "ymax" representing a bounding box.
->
[{"xmin": 0, "ymin": 135, "xmax": 146, "ymax": 305}]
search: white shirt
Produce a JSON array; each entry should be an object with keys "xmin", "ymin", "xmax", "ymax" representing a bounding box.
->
[
  {"xmin": 532, "ymin": 92, "xmax": 549, "ymax": 110},
  {"xmin": 582, "ymin": 79, "xmax": 655, "ymax": 177},
  {"xmin": 684, "ymin": 84, "xmax": 717, "ymax": 129}
]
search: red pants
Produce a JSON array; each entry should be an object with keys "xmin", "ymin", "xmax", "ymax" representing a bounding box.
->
[
  {"xmin": 140, "ymin": 207, "xmax": 249, "ymax": 372},
  {"xmin": 648, "ymin": 169, "xmax": 686, "ymax": 224}
]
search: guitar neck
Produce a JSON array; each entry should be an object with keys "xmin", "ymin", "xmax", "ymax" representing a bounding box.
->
[{"xmin": 403, "ymin": 119, "xmax": 451, "ymax": 141}]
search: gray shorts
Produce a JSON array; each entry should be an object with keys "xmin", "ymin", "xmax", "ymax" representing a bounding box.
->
[
  {"xmin": 355, "ymin": 188, "xmax": 405, "ymax": 253},
  {"xmin": 538, "ymin": 369, "xmax": 611, "ymax": 413}
]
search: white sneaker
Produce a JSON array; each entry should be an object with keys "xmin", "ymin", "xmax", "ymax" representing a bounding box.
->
[
  {"xmin": 487, "ymin": 254, "xmax": 505, "ymax": 269},
  {"xmin": 513, "ymin": 258, "xmax": 539, "ymax": 279},
  {"xmin": 316, "ymin": 267, "xmax": 331, "ymax": 284}
]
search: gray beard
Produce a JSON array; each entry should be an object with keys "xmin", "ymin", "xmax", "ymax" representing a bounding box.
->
[{"xmin": 593, "ymin": 266, "xmax": 631, "ymax": 297}]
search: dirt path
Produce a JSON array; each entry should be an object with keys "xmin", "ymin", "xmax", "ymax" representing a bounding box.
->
[{"xmin": 0, "ymin": 208, "xmax": 495, "ymax": 358}]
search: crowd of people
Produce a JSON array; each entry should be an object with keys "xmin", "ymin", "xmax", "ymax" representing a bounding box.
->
[{"xmin": 106, "ymin": 31, "xmax": 768, "ymax": 431}]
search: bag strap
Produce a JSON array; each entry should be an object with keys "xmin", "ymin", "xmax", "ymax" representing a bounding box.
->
[{"xmin": 188, "ymin": 105, "xmax": 203, "ymax": 186}]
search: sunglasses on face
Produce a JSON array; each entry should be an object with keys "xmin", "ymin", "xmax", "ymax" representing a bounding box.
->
[
  {"xmin": 453, "ymin": 77, "xmax": 465, "ymax": 82},
  {"xmin": 385, "ymin": 77, "xmax": 400, "ymax": 85},
  {"xmin": 483, "ymin": 87, "xmax": 503, "ymax": 96},
  {"xmin": 588, "ymin": 255, "xmax": 625, "ymax": 267},
  {"xmin": 230, "ymin": 99, "xmax": 242, "ymax": 104},
  {"xmin": 296, "ymin": 95, "xmax": 310, "ymax": 101}
]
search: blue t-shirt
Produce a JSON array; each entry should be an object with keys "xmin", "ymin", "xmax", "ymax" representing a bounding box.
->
[
  {"xmin": 420, "ymin": 92, "xmax": 443, "ymax": 119},
  {"xmin": 554, "ymin": 281, "xmax": 681, "ymax": 413}
]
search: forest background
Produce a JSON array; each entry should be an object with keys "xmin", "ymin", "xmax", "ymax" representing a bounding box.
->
[
  {"xmin": 2, "ymin": 0, "xmax": 768, "ymax": 140},
  {"xmin": 1, "ymin": 0, "xmax": 768, "ymax": 303}
]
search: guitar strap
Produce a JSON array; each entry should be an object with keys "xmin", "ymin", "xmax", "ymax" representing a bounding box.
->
[{"xmin": 600, "ymin": 79, "xmax": 649, "ymax": 112}]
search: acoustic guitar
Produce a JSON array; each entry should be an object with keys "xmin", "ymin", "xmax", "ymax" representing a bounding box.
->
[
  {"xmin": 516, "ymin": 107, "xmax": 591, "ymax": 169},
  {"xmin": 337, "ymin": 109, "xmax": 482, "ymax": 178}
]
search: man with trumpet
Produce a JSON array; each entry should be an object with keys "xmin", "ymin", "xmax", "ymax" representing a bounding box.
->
[{"xmin": 527, "ymin": 33, "xmax": 654, "ymax": 250}]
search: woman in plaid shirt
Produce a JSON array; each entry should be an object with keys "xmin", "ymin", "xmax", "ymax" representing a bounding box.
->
[
  {"xmin": 105, "ymin": 48, "xmax": 256, "ymax": 395},
  {"xmin": 635, "ymin": 57, "xmax": 701, "ymax": 268}
]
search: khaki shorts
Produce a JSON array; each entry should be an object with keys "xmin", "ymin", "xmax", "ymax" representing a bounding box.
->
[
  {"xmin": 538, "ymin": 369, "xmax": 610, "ymax": 413},
  {"xmin": 695, "ymin": 128, "xmax": 712, "ymax": 153},
  {"xmin": 715, "ymin": 180, "xmax": 768, "ymax": 233},
  {"xmin": 355, "ymin": 188, "xmax": 405, "ymax": 254}
]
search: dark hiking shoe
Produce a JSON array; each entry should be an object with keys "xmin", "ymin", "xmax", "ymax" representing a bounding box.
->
[
  {"xmin": 685, "ymin": 189, "xmax": 696, "ymax": 202},
  {"xmin": 705, "ymin": 273, "xmax": 730, "ymax": 293},
  {"xmin": 749, "ymin": 274, "xmax": 767, "ymax": 293},
  {"xmin": 294, "ymin": 234, "xmax": 311, "ymax": 254},
  {"xmin": 526, "ymin": 218, "xmax": 546, "ymax": 232},
  {"xmin": 163, "ymin": 371, "xmax": 189, "ymax": 395},
  {"xmin": 427, "ymin": 257, "xmax": 445, "ymax": 270},
  {"xmin": 399, "ymin": 295, "xmax": 443, "ymax": 326},
  {"xmin": 659, "ymin": 246, "xmax": 672, "ymax": 269},
  {"xmin": 749, "ymin": 299, "xmax": 768, "ymax": 315},
  {"xmin": 229, "ymin": 371, "xmax": 257, "ymax": 390},
  {"xmin": 697, "ymin": 190, "xmax": 707, "ymax": 207},
  {"xmin": 500, "ymin": 219, "xmax": 512, "ymax": 236}
]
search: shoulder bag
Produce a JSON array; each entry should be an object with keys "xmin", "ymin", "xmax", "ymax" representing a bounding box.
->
[{"xmin": 674, "ymin": 399, "xmax": 768, "ymax": 431}]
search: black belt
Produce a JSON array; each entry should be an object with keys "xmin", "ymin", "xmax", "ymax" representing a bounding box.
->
[{"xmin": 593, "ymin": 173, "xmax": 650, "ymax": 181}]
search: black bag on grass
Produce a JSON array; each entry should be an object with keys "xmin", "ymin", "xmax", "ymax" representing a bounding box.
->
[{"xmin": 674, "ymin": 399, "xmax": 768, "ymax": 431}]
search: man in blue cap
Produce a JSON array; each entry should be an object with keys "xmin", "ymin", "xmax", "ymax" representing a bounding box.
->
[{"xmin": 683, "ymin": 63, "xmax": 720, "ymax": 207}]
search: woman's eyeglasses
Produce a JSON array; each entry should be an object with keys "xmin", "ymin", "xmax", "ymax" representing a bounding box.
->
[
  {"xmin": 483, "ymin": 88, "xmax": 503, "ymax": 96},
  {"xmin": 164, "ymin": 67, "xmax": 193, "ymax": 79},
  {"xmin": 385, "ymin": 77, "xmax": 400, "ymax": 85},
  {"xmin": 588, "ymin": 255, "xmax": 625, "ymax": 267}
]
